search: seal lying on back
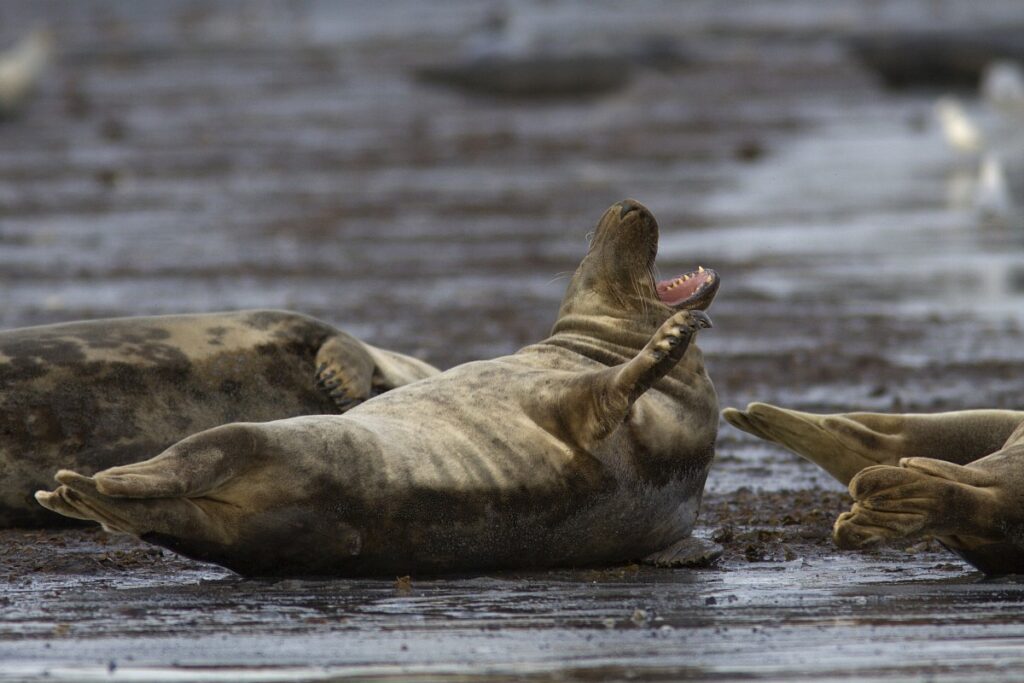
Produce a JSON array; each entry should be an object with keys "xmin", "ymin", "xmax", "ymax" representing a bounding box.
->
[
  {"xmin": 1, "ymin": 310, "xmax": 438, "ymax": 527},
  {"xmin": 724, "ymin": 403, "xmax": 1024, "ymax": 574},
  {"xmin": 37, "ymin": 200, "xmax": 721, "ymax": 576}
]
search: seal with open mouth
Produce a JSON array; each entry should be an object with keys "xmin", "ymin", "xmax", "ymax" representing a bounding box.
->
[
  {"xmin": 723, "ymin": 402, "xmax": 1024, "ymax": 574},
  {"xmin": 0, "ymin": 310, "xmax": 438, "ymax": 527},
  {"xmin": 36, "ymin": 200, "xmax": 720, "ymax": 577}
]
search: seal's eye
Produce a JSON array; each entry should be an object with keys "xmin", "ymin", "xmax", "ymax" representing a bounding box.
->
[{"xmin": 656, "ymin": 267, "xmax": 719, "ymax": 310}]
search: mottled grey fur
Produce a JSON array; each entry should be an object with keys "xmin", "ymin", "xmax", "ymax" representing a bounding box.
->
[
  {"xmin": 38, "ymin": 201, "xmax": 720, "ymax": 576},
  {"xmin": 2, "ymin": 310, "xmax": 437, "ymax": 527}
]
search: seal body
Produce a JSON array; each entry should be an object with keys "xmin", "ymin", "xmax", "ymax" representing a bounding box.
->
[
  {"xmin": 724, "ymin": 402, "xmax": 1024, "ymax": 574},
  {"xmin": 37, "ymin": 200, "xmax": 721, "ymax": 576},
  {"xmin": 1, "ymin": 310, "xmax": 438, "ymax": 527}
]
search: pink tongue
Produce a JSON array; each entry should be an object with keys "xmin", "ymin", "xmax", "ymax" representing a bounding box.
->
[{"xmin": 657, "ymin": 276, "xmax": 701, "ymax": 305}]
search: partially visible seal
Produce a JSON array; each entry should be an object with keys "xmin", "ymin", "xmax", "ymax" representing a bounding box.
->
[
  {"xmin": 724, "ymin": 403, "xmax": 1024, "ymax": 574},
  {"xmin": 37, "ymin": 200, "xmax": 722, "ymax": 576},
  {"xmin": 1, "ymin": 310, "xmax": 438, "ymax": 527}
]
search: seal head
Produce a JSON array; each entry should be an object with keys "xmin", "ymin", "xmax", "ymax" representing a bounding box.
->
[{"xmin": 558, "ymin": 199, "xmax": 719, "ymax": 323}]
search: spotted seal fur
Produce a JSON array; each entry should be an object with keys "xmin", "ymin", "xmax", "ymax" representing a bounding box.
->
[
  {"xmin": 37, "ymin": 200, "xmax": 721, "ymax": 576},
  {"xmin": 2, "ymin": 310, "xmax": 437, "ymax": 527}
]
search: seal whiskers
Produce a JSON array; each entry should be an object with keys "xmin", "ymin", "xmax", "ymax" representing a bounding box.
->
[{"xmin": 37, "ymin": 200, "xmax": 722, "ymax": 576}]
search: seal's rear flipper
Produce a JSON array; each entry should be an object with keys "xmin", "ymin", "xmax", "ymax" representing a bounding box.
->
[
  {"xmin": 545, "ymin": 310, "xmax": 710, "ymax": 450},
  {"xmin": 36, "ymin": 466, "xmax": 237, "ymax": 544},
  {"xmin": 833, "ymin": 457, "xmax": 999, "ymax": 551},
  {"xmin": 34, "ymin": 486, "xmax": 97, "ymax": 523},
  {"xmin": 723, "ymin": 403, "xmax": 884, "ymax": 485},
  {"xmin": 723, "ymin": 404, "xmax": 1024, "ymax": 486},
  {"xmin": 721, "ymin": 407, "xmax": 772, "ymax": 442},
  {"xmin": 642, "ymin": 536, "xmax": 722, "ymax": 568}
]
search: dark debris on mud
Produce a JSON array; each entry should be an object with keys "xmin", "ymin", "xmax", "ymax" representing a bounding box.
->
[
  {"xmin": 699, "ymin": 488, "xmax": 955, "ymax": 569},
  {"xmin": 1, "ymin": 527, "xmax": 198, "ymax": 579}
]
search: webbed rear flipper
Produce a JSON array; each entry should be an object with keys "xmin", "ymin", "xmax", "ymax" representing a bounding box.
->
[{"xmin": 723, "ymin": 404, "xmax": 1024, "ymax": 486}]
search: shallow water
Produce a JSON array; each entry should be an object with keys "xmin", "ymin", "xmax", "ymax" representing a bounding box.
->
[
  {"xmin": 2, "ymin": 1, "xmax": 1024, "ymax": 681},
  {"xmin": 3, "ymin": 560, "xmax": 1021, "ymax": 683}
]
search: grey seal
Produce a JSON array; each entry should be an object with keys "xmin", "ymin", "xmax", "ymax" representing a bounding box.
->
[
  {"xmin": 1, "ymin": 310, "xmax": 437, "ymax": 527},
  {"xmin": 37, "ymin": 200, "xmax": 721, "ymax": 576},
  {"xmin": 724, "ymin": 403, "xmax": 1024, "ymax": 574}
]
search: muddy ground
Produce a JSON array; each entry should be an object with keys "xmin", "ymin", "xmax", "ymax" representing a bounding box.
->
[{"xmin": 2, "ymin": 1, "xmax": 1024, "ymax": 681}]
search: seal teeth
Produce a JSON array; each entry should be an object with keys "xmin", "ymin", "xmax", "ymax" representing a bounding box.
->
[{"xmin": 664, "ymin": 270, "xmax": 713, "ymax": 292}]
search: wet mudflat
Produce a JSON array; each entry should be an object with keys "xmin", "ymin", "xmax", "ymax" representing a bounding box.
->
[{"xmin": 2, "ymin": 1, "xmax": 1024, "ymax": 681}]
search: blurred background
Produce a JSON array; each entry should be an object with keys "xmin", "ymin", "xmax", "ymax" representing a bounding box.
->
[
  {"xmin": 4, "ymin": 0, "xmax": 1024, "ymax": 484},
  {"xmin": 5, "ymin": 2, "xmax": 1024, "ymax": 680},
  {"xmin": 2, "ymin": 1, "xmax": 1024, "ymax": 487}
]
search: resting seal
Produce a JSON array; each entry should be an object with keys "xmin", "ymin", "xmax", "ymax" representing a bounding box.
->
[
  {"xmin": 1, "ymin": 310, "xmax": 438, "ymax": 527},
  {"xmin": 37, "ymin": 200, "xmax": 721, "ymax": 576},
  {"xmin": 724, "ymin": 403, "xmax": 1024, "ymax": 574}
]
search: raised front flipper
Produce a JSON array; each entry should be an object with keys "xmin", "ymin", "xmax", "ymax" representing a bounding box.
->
[
  {"xmin": 833, "ymin": 447, "xmax": 1024, "ymax": 574},
  {"xmin": 722, "ymin": 404, "xmax": 1024, "ymax": 486},
  {"xmin": 315, "ymin": 334, "xmax": 376, "ymax": 411},
  {"xmin": 315, "ymin": 333, "xmax": 440, "ymax": 412},
  {"xmin": 541, "ymin": 309, "xmax": 711, "ymax": 450}
]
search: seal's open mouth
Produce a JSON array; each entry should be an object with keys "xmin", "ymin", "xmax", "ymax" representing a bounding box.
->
[{"xmin": 656, "ymin": 266, "xmax": 719, "ymax": 311}]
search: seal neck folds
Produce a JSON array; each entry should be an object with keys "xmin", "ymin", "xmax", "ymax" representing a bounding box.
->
[{"xmin": 549, "ymin": 200, "xmax": 719, "ymax": 358}]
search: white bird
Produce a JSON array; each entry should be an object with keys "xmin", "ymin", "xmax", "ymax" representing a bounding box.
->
[
  {"xmin": 973, "ymin": 152, "xmax": 1016, "ymax": 223},
  {"xmin": 0, "ymin": 29, "xmax": 53, "ymax": 117},
  {"xmin": 982, "ymin": 60, "xmax": 1024, "ymax": 116},
  {"xmin": 935, "ymin": 96, "xmax": 983, "ymax": 154},
  {"xmin": 933, "ymin": 66, "xmax": 1024, "ymax": 224}
]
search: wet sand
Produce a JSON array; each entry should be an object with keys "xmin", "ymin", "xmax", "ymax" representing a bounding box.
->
[{"xmin": 2, "ymin": 1, "xmax": 1024, "ymax": 681}]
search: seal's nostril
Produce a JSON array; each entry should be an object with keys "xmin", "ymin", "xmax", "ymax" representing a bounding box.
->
[{"xmin": 619, "ymin": 200, "xmax": 641, "ymax": 218}]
